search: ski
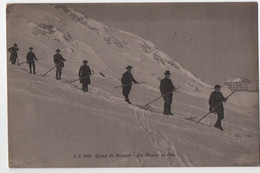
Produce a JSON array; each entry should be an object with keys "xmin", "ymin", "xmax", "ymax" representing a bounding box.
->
[
  {"xmin": 67, "ymin": 72, "xmax": 94, "ymax": 84},
  {"xmin": 41, "ymin": 66, "xmax": 56, "ymax": 77},
  {"xmin": 140, "ymin": 87, "xmax": 180, "ymax": 109},
  {"xmin": 132, "ymin": 104, "xmax": 151, "ymax": 110},
  {"xmin": 183, "ymin": 116, "xmax": 211, "ymax": 127},
  {"xmin": 113, "ymin": 82, "xmax": 148, "ymax": 88},
  {"xmin": 19, "ymin": 58, "xmax": 44, "ymax": 65}
]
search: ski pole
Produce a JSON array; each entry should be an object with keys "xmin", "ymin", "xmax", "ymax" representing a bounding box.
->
[
  {"xmin": 69, "ymin": 72, "xmax": 94, "ymax": 84},
  {"xmin": 41, "ymin": 66, "xmax": 56, "ymax": 77},
  {"xmin": 19, "ymin": 62, "xmax": 27, "ymax": 65},
  {"xmin": 113, "ymin": 82, "xmax": 148, "ymax": 88},
  {"xmin": 19, "ymin": 58, "xmax": 44, "ymax": 65},
  {"xmin": 141, "ymin": 87, "xmax": 180, "ymax": 109},
  {"xmin": 196, "ymin": 89, "xmax": 237, "ymax": 124}
]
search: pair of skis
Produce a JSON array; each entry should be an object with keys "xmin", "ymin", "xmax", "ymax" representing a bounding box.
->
[
  {"xmin": 140, "ymin": 87, "xmax": 180, "ymax": 109},
  {"xmin": 115, "ymin": 82, "xmax": 179, "ymax": 110},
  {"xmin": 41, "ymin": 61, "xmax": 66, "ymax": 77},
  {"xmin": 67, "ymin": 72, "xmax": 94, "ymax": 84}
]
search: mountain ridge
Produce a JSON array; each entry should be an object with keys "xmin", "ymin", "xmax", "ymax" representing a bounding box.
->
[{"xmin": 7, "ymin": 4, "xmax": 212, "ymax": 99}]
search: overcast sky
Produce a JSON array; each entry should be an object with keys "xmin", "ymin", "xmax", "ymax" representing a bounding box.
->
[{"xmin": 71, "ymin": 3, "xmax": 258, "ymax": 85}]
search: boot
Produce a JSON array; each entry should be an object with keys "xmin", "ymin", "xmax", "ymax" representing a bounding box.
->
[
  {"xmin": 58, "ymin": 72, "xmax": 61, "ymax": 80},
  {"xmin": 56, "ymin": 74, "xmax": 59, "ymax": 80},
  {"xmin": 219, "ymin": 121, "xmax": 224, "ymax": 131},
  {"xmin": 214, "ymin": 122, "xmax": 223, "ymax": 131},
  {"xmin": 124, "ymin": 95, "xmax": 131, "ymax": 104},
  {"xmin": 163, "ymin": 109, "xmax": 169, "ymax": 115},
  {"xmin": 125, "ymin": 98, "xmax": 131, "ymax": 104},
  {"xmin": 169, "ymin": 106, "xmax": 173, "ymax": 115},
  {"xmin": 163, "ymin": 105, "xmax": 169, "ymax": 115},
  {"xmin": 214, "ymin": 123, "xmax": 220, "ymax": 129}
]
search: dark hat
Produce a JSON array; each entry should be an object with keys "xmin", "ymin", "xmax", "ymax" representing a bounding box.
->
[
  {"xmin": 29, "ymin": 47, "xmax": 33, "ymax": 50},
  {"xmin": 14, "ymin": 43, "xmax": 17, "ymax": 46},
  {"xmin": 164, "ymin": 70, "xmax": 171, "ymax": 75},
  {"xmin": 83, "ymin": 60, "xmax": 88, "ymax": 64},
  {"xmin": 56, "ymin": 49, "xmax": 61, "ymax": 52},
  {"xmin": 126, "ymin": 65, "xmax": 133, "ymax": 69},
  {"xmin": 214, "ymin": 84, "xmax": 222, "ymax": 89}
]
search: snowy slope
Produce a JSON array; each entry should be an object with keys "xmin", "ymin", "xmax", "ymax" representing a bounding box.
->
[
  {"xmin": 6, "ymin": 4, "xmax": 212, "ymax": 97},
  {"xmin": 7, "ymin": 4, "xmax": 259, "ymax": 167}
]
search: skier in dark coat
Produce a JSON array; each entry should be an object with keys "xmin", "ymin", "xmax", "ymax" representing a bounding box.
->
[
  {"xmin": 26, "ymin": 47, "xmax": 38, "ymax": 74},
  {"xmin": 160, "ymin": 70, "xmax": 175, "ymax": 115},
  {"xmin": 79, "ymin": 60, "xmax": 91, "ymax": 92},
  {"xmin": 53, "ymin": 49, "xmax": 66, "ymax": 80},
  {"xmin": 8, "ymin": 43, "xmax": 19, "ymax": 65},
  {"xmin": 209, "ymin": 85, "xmax": 227, "ymax": 131},
  {"xmin": 121, "ymin": 65, "xmax": 139, "ymax": 104}
]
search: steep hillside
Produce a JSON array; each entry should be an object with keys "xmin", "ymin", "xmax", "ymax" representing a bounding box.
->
[
  {"xmin": 7, "ymin": 4, "xmax": 259, "ymax": 167},
  {"xmin": 6, "ymin": 4, "xmax": 212, "ymax": 97}
]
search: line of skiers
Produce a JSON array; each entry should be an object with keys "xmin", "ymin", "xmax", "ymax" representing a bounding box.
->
[
  {"xmin": 122, "ymin": 67, "xmax": 227, "ymax": 130},
  {"xmin": 8, "ymin": 43, "xmax": 228, "ymax": 130},
  {"xmin": 8, "ymin": 44, "xmax": 92, "ymax": 92}
]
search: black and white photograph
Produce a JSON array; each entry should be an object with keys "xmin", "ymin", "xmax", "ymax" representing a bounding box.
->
[{"xmin": 5, "ymin": 2, "xmax": 259, "ymax": 168}]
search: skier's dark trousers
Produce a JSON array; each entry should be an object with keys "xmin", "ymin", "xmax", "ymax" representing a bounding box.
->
[
  {"xmin": 54, "ymin": 49, "xmax": 66, "ymax": 80},
  {"xmin": 79, "ymin": 60, "xmax": 91, "ymax": 92},
  {"xmin": 26, "ymin": 47, "xmax": 38, "ymax": 74},
  {"xmin": 209, "ymin": 85, "xmax": 227, "ymax": 131},
  {"xmin": 121, "ymin": 66, "xmax": 138, "ymax": 104},
  {"xmin": 160, "ymin": 70, "xmax": 175, "ymax": 115},
  {"xmin": 8, "ymin": 43, "xmax": 19, "ymax": 65}
]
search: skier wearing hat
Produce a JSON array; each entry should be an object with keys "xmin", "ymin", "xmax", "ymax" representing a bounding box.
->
[
  {"xmin": 160, "ymin": 70, "xmax": 175, "ymax": 115},
  {"xmin": 8, "ymin": 43, "xmax": 19, "ymax": 65},
  {"xmin": 78, "ymin": 60, "xmax": 91, "ymax": 92},
  {"xmin": 26, "ymin": 47, "xmax": 38, "ymax": 74},
  {"xmin": 54, "ymin": 49, "xmax": 66, "ymax": 80},
  {"xmin": 209, "ymin": 85, "xmax": 227, "ymax": 130},
  {"xmin": 121, "ymin": 65, "xmax": 139, "ymax": 104}
]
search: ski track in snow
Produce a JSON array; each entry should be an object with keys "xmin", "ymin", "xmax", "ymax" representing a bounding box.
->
[
  {"xmin": 134, "ymin": 107, "xmax": 194, "ymax": 167},
  {"xmin": 13, "ymin": 65, "xmax": 257, "ymax": 145},
  {"xmin": 8, "ymin": 63, "xmax": 258, "ymax": 166}
]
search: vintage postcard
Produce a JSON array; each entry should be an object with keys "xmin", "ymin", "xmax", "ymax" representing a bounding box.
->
[{"xmin": 7, "ymin": 3, "xmax": 259, "ymax": 167}]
